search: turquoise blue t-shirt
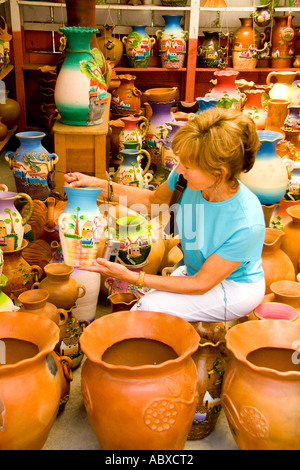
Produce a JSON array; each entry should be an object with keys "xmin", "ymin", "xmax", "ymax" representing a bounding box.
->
[{"xmin": 167, "ymin": 167, "xmax": 265, "ymax": 283}]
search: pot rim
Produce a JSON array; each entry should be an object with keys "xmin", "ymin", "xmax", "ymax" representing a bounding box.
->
[
  {"xmin": 80, "ymin": 310, "xmax": 200, "ymax": 375},
  {"xmin": 0, "ymin": 311, "xmax": 60, "ymax": 374},
  {"xmin": 225, "ymin": 319, "xmax": 300, "ymax": 379}
]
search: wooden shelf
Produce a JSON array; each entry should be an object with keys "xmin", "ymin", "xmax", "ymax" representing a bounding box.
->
[
  {"xmin": 0, "ymin": 64, "xmax": 14, "ymax": 81},
  {"xmin": 0, "ymin": 125, "xmax": 18, "ymax": 152}
]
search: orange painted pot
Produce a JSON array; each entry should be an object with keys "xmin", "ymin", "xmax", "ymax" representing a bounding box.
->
[
  {"xmin": 80, "ymin": 310, "xmax": 200, "ymax": 450},
  {"xmin": 0, "ymin": 311, "xmax": 62, "ymax": 450},
  {"xmin": 222, "ymin": 319, "xmax": 300, "ymax": 450}
]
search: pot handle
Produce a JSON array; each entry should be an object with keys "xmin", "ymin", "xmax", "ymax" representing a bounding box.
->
[
  {"xmin": 137, "ymin": 116, "xmax": 149, "ymax": 139},
  {"xmin": 77, "ymin": 284, "xmax": 86, "ymax": 299},
  {"xmin": 266, "ymin": 71, "xmax": 277, "ymax": 85},
  {"xmin": 58, "ymin": 355, "xmax": 73, "ymax": 383},
  {"xmin": 0, "ymin": 184, "xmax": 8, "ymax": 191},
  {"xmin": 57, "ymin": 308, "xmax": 68, "ymax": 326},
  {"xmin": 17, "ymin": 193, "xmax": 34, "ymax": 226},
  {"xmin": 138, "ymin": 149, "xmax": 151, "ymax": 176},
  {"xmin": 48, "ymin": 153, "xmax": 59, "ymax": 172},
  {"xmin": 4, "ymin": 151, "xmax": 14, "ymax": 169}
]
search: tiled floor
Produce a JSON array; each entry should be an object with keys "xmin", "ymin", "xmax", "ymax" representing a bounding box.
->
[{"xmin": 0, "ymin": 149, "xmax": 239, "ymax": 451}]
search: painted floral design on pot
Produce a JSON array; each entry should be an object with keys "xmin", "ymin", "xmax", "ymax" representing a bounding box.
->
[{"xmin": 208, "ymin": 70, "xmax": 244, "ymax": 110}]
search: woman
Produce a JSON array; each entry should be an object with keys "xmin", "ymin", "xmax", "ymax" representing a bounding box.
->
[{"xmin": 64, "ymin": 108, "xmax": 266, "ymax": 323}]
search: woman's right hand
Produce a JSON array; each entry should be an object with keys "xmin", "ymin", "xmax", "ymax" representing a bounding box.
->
[{"xmin": 64, "ymin": 172, "xmax": 100, "ymax": 188}]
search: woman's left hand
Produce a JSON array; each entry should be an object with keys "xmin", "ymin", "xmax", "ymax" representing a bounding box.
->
[{"xmin": 79, "ymin": 258, "xmax": 137, "ymax": 284}]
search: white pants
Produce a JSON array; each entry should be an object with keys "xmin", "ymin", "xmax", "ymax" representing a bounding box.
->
[{"xmin": 131, "ymin": 265, "xmax": 265, "ymax": 323}]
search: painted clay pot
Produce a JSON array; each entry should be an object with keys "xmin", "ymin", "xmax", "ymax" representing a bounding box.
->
[
  {"xmin": 55, "ymin": 26, "xmax": 109, "ymax": 126},
  {"xmin": 143, "ymin": 87, "xmax": 178, "ymax": 104},
  {"xmin": 221, "ymin": 319, "xmax": 300, "ymax": 450},
  {"xmin": 80, "ymin": 310, "xmax": 200, "ymax": 450},
  {"xmin": 197, "ymin": 31, "xmax": 226, "ymax": 69},
  {"xmin": 261, "ymin": 228, "xmax": 295, "ymax": 294},
  {"xmin": 0, "ymin": 190, "xmax": 33, "ymax": 252},
  {"xmin": 243, "ymin": 89, "xmax": 267, "ymax": 130},
  {"xmin": 118, "ymin": 115, "xmax": 149, "ymax": 151},
  {"xmin": 123, "ymin": 26, "xmax": 155, "ymax": 69},
  {"xmin": 18, "ymin": 289, "xmax": 68, "ymax": 327},
  {"xmin": 188, "ymin": 322, "xmax": 226, "ymax": 440},
  {"xmin": 249, "ymin": 301, "xmax": 299, "ymax": 322},
  {"xmin": 111, "ymin": 148, "xmax": 152, "ymax": 188},
  {"xmin": 144, "ymin": 100, "xmax": 175, "ymax": 164},
  {"xmin": 282, "ymin": 205, "xmax": 300, "ymax": 274},
  {"xmin": 266, "ymin": 71, "xmax": 300, "ymax": 102},
  {"xmin": 283, "ymin": 104, "xmax": 300, "ymax": 131},
  {"xmin": 208, "ymin": 70, "xmax": 244, "ymax": 110},
  {"xmin": 5, "ymin": 131, "xmax": 59, "ymax": 200},
  {"xmin": 32, "ymin": 263, "xmax": 86, "ymax": 310},
  {"xmin": 271, "ymin": 14, "xmax": 296, "ymax": 69},
  {"xmin": 107, "ymin": 291, "xmax": 139, "ymax": 312},
  {"xmin": 97, "ymin": 24, "xmax": 123, "ymax": 66},
  {"xmin": 58, "ymin": 187, "xmax": 105, "ymax": 267},
  {"xmin": 111, "ymin": 74, "xmax": 142, "ymax": 116},
  {"xmin": 239, "ymin": 130, "xmax": 287, "ymax": 205},
  {"xmin": 0, "ymin": 311, "xmax": 61, "ymax": 450},
  {"xmin": 160, "ymin": 121, "xmax": 185, "ymax": 171},
  {"xmin": 195, "ymin": 96, "xmax": 219, "ymax": 114},
  {"xmin": 156, "ymin": 16, "xmax": 188, "ymax": 69},
  {"xmin": 232, "ymin": 18, "xmax": 258, "ymax": 69},
  {"xmin": 265, "ymin": 99, "xmax": 290, "ymax": 135}
]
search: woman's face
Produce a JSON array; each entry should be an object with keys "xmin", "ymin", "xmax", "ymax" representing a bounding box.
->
[{"xmin": 176, "ymin": 161, "xmax": 216, "ymax": 191}]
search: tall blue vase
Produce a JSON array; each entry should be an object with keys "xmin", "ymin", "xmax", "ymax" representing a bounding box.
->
[
  {"xmin": 5, "ymin": 131, "xmax": 59, "ymax": 200},
  {"xmin": 58, "ymin": 186, "xmax": 105, "ymax": 267},
  {"xmin": 239, "ymin": 130, "xmax": 288, "ymax": 205},
  {"xmin": 55, "ymin": 26, "xmax": 109, "ymax": 126},
  {"xmin": 122, "ymin": 26, "xmax": 156, "ymax": 69},
  {"xmin": 156, "ymin": 16, "xmax": 188, "ymax": 69}
]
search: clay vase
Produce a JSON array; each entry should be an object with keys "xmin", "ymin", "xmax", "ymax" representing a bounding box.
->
[
  {"xmin": 195, "ymin": 96, "xmax": 219, "ymax": 114},
  {"xmin": 97, "ymin": 24, "xmax": 123, "ymax": 66},
  {"xmin": 261, "ymin": 228, "xmax": 295, "ymax": 294},
  {"xmin": 160, "ymin": 121, "xmax": 185, "ymax": 171},
  {"xmin": 249, "ymin": 301, "xmax": 299, "ymax": 322},
  {"xmin": 111, "ymin": 74, "xmax": 142, "ymax": 116},
  {"xmin": 197, "ymin": 31, "xmax": 225, "ymax": 68},
  {"xmin": 188, "ymin": 322, "xmax": 226, "ymax": 440},
  {"xmin": 239, "ymin": 130, "xmax": 287, "ymax": 205},
  {"xmin": 283, "ymin": 104, "xmax": 300, "ymax": 131},
  {"xmin": 208, "ymin": 70, "xmax": 244, "ymax": 110},
  {"xmin": 123, "ymin": 26, "xmax": 156, "ymax": 69},
  {"xmin": 265, "ymin": 99, "xmax": 290, "ymax": 135},
  {"xmin": 107, "ymin": 291, "xmax": 139, "ymax": 312},
  {"xmin": 5, "ymin": 131, "xmax": 59, "ymax": 201},
  {"xmin": 32, "ymin": 263, "xmax": 86, "ymax": 310},
  {"xmin": 118, "ymin": 115, "xmax": 149, "ymax": 151},
  {"xmin": 156, "ymin": 16, "xmax": 188, "ymax": 70},
  {"xmin": 0, "ymin": 311, "xmax": 61, "ymax": 450},
  {"xmin": 80, "ymin": 310, "xmax": 200, "ymax": 450},
  {"xmin": 271, "ymin": 14, "xmax": 296, "ymax": 69},
  {"xmin": 18, "ymin": 289, "xmax": 68, "ymax": 327},
  {"xmin": 144, "ymin": 100, "xmax": 175, "ymax": 164},
  {"xmin": 221, "ymin": 319, "xmax": 300, "ymax": 450},
  {"xmin": 266, "ymin": 71, "xmax": 300, "ymax": 102},
  {"xmin": 232, "ymin": 18, "xmax": 258, "ymax": 69},
  {"xmin": 111, "ymin": 148, "xmax": 152, "ymax": 188},
  {"xmin": 282, "ymin": 206, "xmax": 300, "ymax": 275},
  {"xmin": 0, "ymin": 190, "xmax": 33, "ymax": 252},
  {"xmin": 0, "ymin": 91, "xmax": 20, "ymax": 129},
  {"xmin": 243, "ymin": 89, "xmax": 267, "ymax": 130},
  {"xmin": 2, "ymin": 240, "xmax": 42, "ymax": 298},
  {"xmin": 58, "ymin": 187, "xmax": 105, "ymax": 267}
]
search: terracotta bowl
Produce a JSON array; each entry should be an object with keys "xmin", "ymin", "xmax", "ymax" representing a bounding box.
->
[{"xmin": 143, "ymin": 87, "xmax": 179, "ymax": 103}]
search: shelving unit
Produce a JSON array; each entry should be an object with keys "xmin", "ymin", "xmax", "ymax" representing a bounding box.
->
[{"xmin": 7, "ymin": 0, "xmax": 300, "ymax": 130}]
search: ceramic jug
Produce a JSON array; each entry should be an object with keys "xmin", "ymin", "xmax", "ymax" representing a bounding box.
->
[
  {"xmin": 123, "ymin": 26, "xmax": 156, "ymax": 69},
  {"xmin": 0, "ymin": 311, "xmax": 62, "ymax": 450},
  {"xmin": 266, "ymin": 71, "xmax": 300, "ymax": 102},
  {"xmin": 118, "ymin": 115, "xmax": 149, "ymax": 150},
  {"xmin": 5, "ymin": 131, "xmax": 59, "ymax": 200},
  {"xmin": 156, "ymin": 16, "xmax": 188, "ymax": 69},
  {"xmin": 58, "ymin": 186, "xmax": 106, "ymax": 267},
  {"xmin": 207, "ymin": 70, "xmax": 244, "ymax": 110},
  {"xmin": 111, "ymin": 74, "xmax": 142, "ymax": 116},
  {"xmin": 97, "ymin": 24, "xmax": 123, "ymax": 66},
  {"xmin": 144, "ymin": 100, "xmax": 175, "ymax": 164},
  {"xmin": 18, "ymin": 288, "xmax": 68, "ymax": 327},
  {"xmin": 222, "ymin": 319, "xmax": 300, "ymax": 450},
  {"xmin": 239, "ymin": 130, "xmax": 288, "ymax": 205},
  {"xmin": 0, "ymin": 190, "xmax": 33, "ymax": 251},
  {"xmin": 80, "ymin": 310, "xmax": 199, "ymax": 450},
  {"xmin": 271, "ymin": 14, "xmax": 295, "ymax": 69},
  {"xmin": 283, "ymin": 104, "xmax": 300, "ymax": 131},
  {"xmin": 111, "ymin": 148, "xmax": 152, "ymax": 188},
  {"xmin": 232, "ymin": 18, "xmax": 259, "ymax": 69},
  {"xmin": 197, "ymin": 31, "xmax": 226, "ymax": 68},
  {"xmin": 243, "ymin": 89, "xmax": 267, "ymax": 130},
  {"xmin": 55, "ymin": 26, "xmax": 109, "ymax": 126},
  {"xmin": 107, "ymin": 291, "xmax": 139, "ymax": 312}
]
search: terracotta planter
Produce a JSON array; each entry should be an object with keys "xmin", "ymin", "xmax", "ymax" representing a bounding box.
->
[
  {"xmin": 32, "ymin": 263, "xmax": 86, "ymax": 310},
  {"xmin": 80, "ymin": 310, "xmax": 199, "ymax": 450},
  {"xmin": 222, "ymin": 319, "xmax": 300, "ymax": 450},
  {"xmin": 107, "ymin": 291, "xmax": 139, "ymax": 312},
  {"xmin": 18, "ymin": 288, "xmax": 68, "ymax": 326},
  {"xmin": 261, "ymin": 228, "xmax": 295, "ymax": 294},
  {"xmin": 0, "ymin": 311, "xmax": 61, "ymax": 450},
  {"xmin": 282, "ymin": 206, "xmax": 300, "ymax": 275}
]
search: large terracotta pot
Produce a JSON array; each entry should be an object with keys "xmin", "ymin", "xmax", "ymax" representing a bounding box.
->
[
  {"xmin": 32, "ymin": 263, "xmax": 86, "ymax": 310},
  {"xmin": 80, "ymin": 310, "xmax": 200, "ymax": 450},
  {"xmin": 221, "ymin": 319, "xmax": 300, "ymax": 450},
  {"xmin": 18, "ymin": 288, "xmax": 68, "ymax": 327},
  {"xmin": 261, "ymin": 228, "xmax": 295, "ymax": 294},
  {"xmin": 282, "ymin": 205, "xmax": 300, "ymax": 274},
  {"xmin": 271, "ymin": 14, "xmax": 296, "ymax": 69},
  {"xmin": 0, "ymin": 311, "xmax": 61, "ymax": 450}
]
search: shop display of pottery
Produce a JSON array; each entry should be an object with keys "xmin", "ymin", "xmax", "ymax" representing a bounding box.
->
[
  {"xmin": 110, "ymin": 148, "xmax": 152, "ymax": 188},
  {"xmin": 5, "ymin": 131, "xmax": 59, "ymax": 200},
  {"xmin": 222, "ymin": 319, "xmax": 300, "ymax": 450},
  {"xmin": 58, "ymin": 187, "xmax": 106, "ymax": 267},
  {"xmin": 80, "ymin": 310, "xmax": 199, "ymax": 450}
]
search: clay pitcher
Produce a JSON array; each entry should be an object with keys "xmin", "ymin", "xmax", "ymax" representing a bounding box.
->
[
  {"xmin": 243, "ymin": 89, "xmax": 267, "ymax": 130},
  {"xmin": 80, "ymin": 310, "xmax": 200, "ymax": 450},
  {"xmin": 18, "ymin": 289, "xmax": 68, "ymax": 327},
  {"xmin": 221, "ymin": 319, "xmax": 300, "ymax": 450},
  {"xmin": 0, "ymin": 311, "xmax": 62, "ymax": 449},
  {"xmin": 32, "ymin": 263, "xmax": 86, "ymax": 310},
  {"xmin": 261, "ymin": 228, "xmax": 295, "ymax": 294},
  {"xmin": 281, "ymin": 206, "xmax": 300, "ymax": 274},
  {"xmin": 107, "ymin": 291, "xmax": 139, "ymax": 312},
  {"xmin": 266, "ymin": 71, "xmax": 300, "ymax": 102},
  {"xmin": 111, "ymin": 74, "xmax": 142, "ymax": 116}
]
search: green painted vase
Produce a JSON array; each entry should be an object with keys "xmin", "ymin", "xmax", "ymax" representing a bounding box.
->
[{"xmin": 55, "ymin": 26, "xmax": 109, "ymax": 126}]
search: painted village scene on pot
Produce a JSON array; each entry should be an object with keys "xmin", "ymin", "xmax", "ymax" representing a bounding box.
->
[{"xmin": 1, "ymin": 0, "xmax": 300, "ymax": 452}]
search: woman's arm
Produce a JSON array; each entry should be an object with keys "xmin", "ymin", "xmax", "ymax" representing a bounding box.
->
[{"xmin": 81, "ymin": 253, "xmax": 240, "ymax": 295}]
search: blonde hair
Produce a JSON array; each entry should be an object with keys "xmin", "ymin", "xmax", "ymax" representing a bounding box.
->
[{"xmin": 171, "ymin": 108, "xmax": 260, "ymax": 187}]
